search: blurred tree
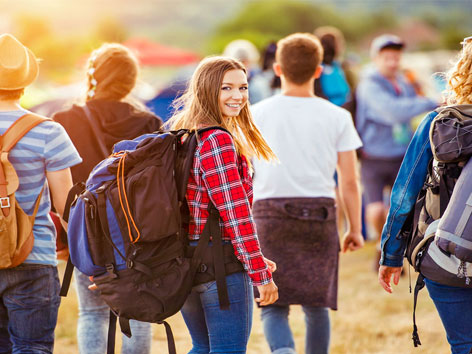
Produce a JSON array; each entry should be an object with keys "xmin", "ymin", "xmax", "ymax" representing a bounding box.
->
[
  {"xmin": 14, "ymin": 14, "xmax": 52, "ymax": 48},
  {"xmin": 441, "ymin": 27, "xmax": 469, "ymax": 50},
  {"xmin": 94, "ymin": 17, "xmax": 128, "ymax": 43},
  {"xmin": 412, "ymin": 8, "xmax": 470, "ymax": 50},
  {"xmin": 208, "ymin": 1, "xmax": 335, "ymax": 53},
  {"xmin": 207, "ymin": 0, "xmax": 398, "ymax": 54},
  {"xmin": 12, "ymin": 14, "xmax": 85, "ymax": 83}
]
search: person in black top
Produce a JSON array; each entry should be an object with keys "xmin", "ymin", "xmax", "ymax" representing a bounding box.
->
[{"xmin": 53, "ymin": 43, "xmax": 162, "ymax": 354}]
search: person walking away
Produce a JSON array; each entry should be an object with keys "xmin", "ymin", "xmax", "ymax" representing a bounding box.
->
[
  {"xmin": 355, "ymin": 34, "xmax": 437, "ymax": 268},
  {"xmin": 313, "ymin": 25, "xmax": 365, "ymax": 238},
  {"xmin": 313, "ymin": 26, "xmax": 352, "ymax": 106},
  {"xmin": 166, "ymin": 55, "xmax": 279, "ymax": 354},
  {"xmin": 0, "ymin": 33, "xmax": 81, "ymax": 353},
  {"xmin": 378, "ymin": 36, "xmax": 472, "ymax": 354},
  {"xmin": 252, "ymin": 33, "xmax": 364, "ymax": 354},
  {"xmin": 250, "ymin": 42, "xmax": 281, "ymax": 102},
  {"xmin": 53, "ymin": 43, "xmax": 162, "ymax": 354}
]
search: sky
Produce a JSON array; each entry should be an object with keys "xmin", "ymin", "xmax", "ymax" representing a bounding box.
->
[{"xmin": 0, "ymin": 0, "xmax": 239, "ymax": 34}]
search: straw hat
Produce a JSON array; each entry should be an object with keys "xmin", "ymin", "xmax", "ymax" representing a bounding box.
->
[{"xmin": 0, "ymin": 34, "xmax": 39, "ymax": 90}]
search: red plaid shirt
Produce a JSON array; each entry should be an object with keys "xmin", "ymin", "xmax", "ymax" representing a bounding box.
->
[{"xmin": 186, "ymin": 129, "xmax": 271, "ymax": 286}]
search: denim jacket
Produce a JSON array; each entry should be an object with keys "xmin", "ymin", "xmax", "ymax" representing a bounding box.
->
[{"xmin": 380, "ymin": 111, "xmax": 437, "ymax": 267}]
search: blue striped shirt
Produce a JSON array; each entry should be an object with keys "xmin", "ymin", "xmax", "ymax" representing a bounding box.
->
[{"xmin": 0, "ymin": 110, "xmax": 82, "ymax": 266}]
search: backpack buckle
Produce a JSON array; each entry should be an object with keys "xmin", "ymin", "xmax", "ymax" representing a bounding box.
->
[
  {"xmin": 105, "ymin": 263, "xmax": 118, "ymax": 278},
  {"xmin": 0, "ymin": 197, "xmax": 10, "ymax": 208}
]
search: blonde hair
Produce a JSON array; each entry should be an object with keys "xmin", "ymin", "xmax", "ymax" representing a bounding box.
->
[
  {"xmin": 85, "ymin": 43, "xmax": 139, "ymax": 102},
  {"xmin": 167, "ymin": 56, "xmax": 276, "ymax": 162},
  {"xmin": 446, "ymin": 40, "xmax": 472, "ymax": 105}
]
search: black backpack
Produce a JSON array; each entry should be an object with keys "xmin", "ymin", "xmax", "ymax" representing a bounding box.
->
[
  {"xmin": 61, "ymin": 127, "xmax": 243, "ymax": 354},
  {"xmin": 400, "ymin": 105, "xmax": 472, "ymax": 346}
]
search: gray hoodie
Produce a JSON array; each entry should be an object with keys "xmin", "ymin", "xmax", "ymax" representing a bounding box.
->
[{"xmin": 355, "ymin": 66, "xmax": 437, "ymax": 159}]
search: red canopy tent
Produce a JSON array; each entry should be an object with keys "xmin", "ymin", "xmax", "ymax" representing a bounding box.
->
[{"xmin": 123, "ymin": 37, "xmax": 200, "ymax": 66}]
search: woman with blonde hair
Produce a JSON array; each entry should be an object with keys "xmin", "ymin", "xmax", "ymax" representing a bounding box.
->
[
  {"xmin": 378, "ymin": 37, "xmax": 472, "ymax": 353},
  {"xmin": 167, "ymin": 56, "xmax": 278, "ymax": 354},
  {"xmin": 53, "ymin": 43, "xmax": 162, "ymax": 354}
]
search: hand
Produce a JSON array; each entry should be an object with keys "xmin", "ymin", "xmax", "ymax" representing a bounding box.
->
[
  {"xmin": 378, "ymin": 265, "xmax": 402, "ymax": 293},
  {"xmin": 256, "ymin": 280, "xmax": 278, "ymax": 306},
  {"xmin": 341, "ymin": 231, "xmax": 364, "ymax": 253},
  {"xmin": 264, "ymin": 257, "xmax": 277, "ymax": 273}
]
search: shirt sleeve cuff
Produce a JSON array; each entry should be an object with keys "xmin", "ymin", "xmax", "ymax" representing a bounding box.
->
[
  {"xmin": 380, "ymin": 252, "xmax": 404, "ymax": 267},
  {"xmin": 248, "ymin": 269, "xmax": 272, "ymax": 286}
]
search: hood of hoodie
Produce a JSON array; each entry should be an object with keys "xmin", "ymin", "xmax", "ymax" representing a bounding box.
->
[
  {"xmin": 86, "ymin": 99, "xmax": 162, "ymax": 149},
  {"xmin": 53, "ymin": 99, "xmax": 162, "ymax": 183}
]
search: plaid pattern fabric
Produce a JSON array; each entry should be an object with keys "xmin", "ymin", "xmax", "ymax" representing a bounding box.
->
[{"xmin": 186, "ymin": 129, "xmax": 271, "ymax": 286}]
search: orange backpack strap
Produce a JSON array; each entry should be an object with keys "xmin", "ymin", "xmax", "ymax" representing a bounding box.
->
[
  {"xmin": 1, "ymin": 113, "xmax": 51, "ymax": 152},
  {"xmin": 0, "ymin": 114, "xmax": 51, "ymax": 211}
]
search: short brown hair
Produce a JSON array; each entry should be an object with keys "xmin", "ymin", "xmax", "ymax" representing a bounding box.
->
[
  {"xmin": 276, "ymin": 33, "xmax": 323, "ymax": 85},
  {"xmin": 0, "ymin": 89, "xmax": 24, "ymax": 100}
]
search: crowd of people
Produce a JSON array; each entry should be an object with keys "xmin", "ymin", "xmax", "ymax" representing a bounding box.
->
[{"xmin": 0, "ymin": 24, "xmax": 470, "ymax": 354}]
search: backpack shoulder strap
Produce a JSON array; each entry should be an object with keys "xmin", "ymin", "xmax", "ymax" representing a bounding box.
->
[
  {"xmin": 433, "ymin": 105, "xmax": 472, "ymax": 120},
  {"xmin": 0, "ymin": 113, "xmax": 49, "ymax": 216},
  {"xmin": 196, "ymin": 126, "xmax": 231, "ymax": 138},
  {"xmin": 1, "ymin": 113, "xmax": 50, "ymax": 152},
  {"xmin": 412, "ymin": 273, "xmax": 425, "ymax": 347},
  {"xmin": 81, "ymin": 105, "xmax": 109, "ymax": 158}
]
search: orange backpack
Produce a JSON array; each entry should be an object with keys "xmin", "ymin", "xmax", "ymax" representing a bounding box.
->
[{"xmin": 0, "ymin": 113, "xmax": 49, "ymax": 268}]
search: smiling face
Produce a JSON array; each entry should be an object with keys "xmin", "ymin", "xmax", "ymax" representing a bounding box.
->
[{"xmin": 219, "ymin": 69, "xmax": 248, "ymax": 119}]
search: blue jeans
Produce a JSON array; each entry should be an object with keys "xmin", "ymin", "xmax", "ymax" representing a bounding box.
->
[
  {"xmin": 425, "ymin": 278, "xmax": 472, "ymax": 354},
  {"xmin": 74, "ymin": 270, "xmax": 151, "ymax": 354},
  {"xmin": 261, "ymin": 305, "xmax": 330, "ymax": 354},
  {"xmin": 0, "ymin": 264, "xmax": 61, "ymax": 354},
  {"xmin": 180, "ymin": 271, "xmax": 253, "ymax": 354}
]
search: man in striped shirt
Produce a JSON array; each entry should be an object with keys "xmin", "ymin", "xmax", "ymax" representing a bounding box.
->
[{"xmin": 0, "ymin": 34, "xmax": 82, "ymax": 353}]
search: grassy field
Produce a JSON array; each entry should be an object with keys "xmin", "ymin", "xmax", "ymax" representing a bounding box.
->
[{"xmin": 54, "ymin": 242, "xmax": 449, "ymax": 354}]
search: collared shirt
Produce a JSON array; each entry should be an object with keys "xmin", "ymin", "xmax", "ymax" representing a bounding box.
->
[{"xmin": 186, "ymin": 129, "xmax": 271, "ymax": 286}]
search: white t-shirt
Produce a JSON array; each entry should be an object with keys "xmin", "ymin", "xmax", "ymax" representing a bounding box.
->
[{"xmin": 252, "ymin": 94, "xmax": 362, "ymax": 201}]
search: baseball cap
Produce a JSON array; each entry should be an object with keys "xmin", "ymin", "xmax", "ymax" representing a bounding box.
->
[{"xmin": 370, "ymin": 34, "xmax": 404, "ymax": 58}]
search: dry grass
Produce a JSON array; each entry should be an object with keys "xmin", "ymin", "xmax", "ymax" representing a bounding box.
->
[{"xmin": 54, "ymin": 242, "xmax": 449, "ymax": 353}]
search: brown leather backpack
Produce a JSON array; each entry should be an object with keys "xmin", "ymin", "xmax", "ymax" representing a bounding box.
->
[{"xmin": 0, "ymin": 113, "xmax": 49, "ymax": 268}]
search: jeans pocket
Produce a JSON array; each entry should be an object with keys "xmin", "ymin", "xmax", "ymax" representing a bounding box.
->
[{"xmin": 6, "ymin": 266, "xmax": 59, "ymax": 308}]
